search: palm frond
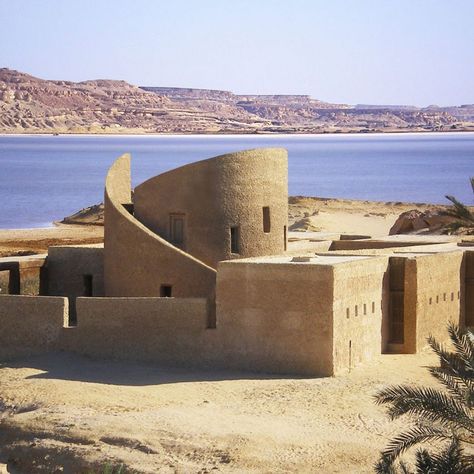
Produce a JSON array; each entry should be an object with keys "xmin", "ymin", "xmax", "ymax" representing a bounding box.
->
[
  {"xmin": 420, "ymin": 438, "xmax": 471, "ymax": 474},
  {"xmin": 447, "ymin": 323, "xmax": 474, "ymax": 374},
  {"xmin": 429, "ymin": 367, "xmax": 474, "ymax": 405},
  {"xmin": 442, "ymin": 195, "xmax": 474, "ymax": 222},
  {"xmin": 374, "ymin": 385, "xmax": 474, "ymax": 432},
  {"xmin": 380, "ymin": 424, "xmax": 451, "ymax": 465},
  {"xmin": 415, "ymin": 448, "xmax": 435, "ymax": 473},
  {"xmin": 428, "ymin": 335, "xmax": 469, "ymax": 378}
]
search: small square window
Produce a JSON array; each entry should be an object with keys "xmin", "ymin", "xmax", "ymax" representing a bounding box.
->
[{"xmin": 160, "ymin": 285, "xmax": 172, "ymax": 297}]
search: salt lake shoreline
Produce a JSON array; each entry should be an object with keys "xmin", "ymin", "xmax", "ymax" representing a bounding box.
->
[{"xmin": 0, "ymin": 196, "xmax": 453, "ymax": 258}]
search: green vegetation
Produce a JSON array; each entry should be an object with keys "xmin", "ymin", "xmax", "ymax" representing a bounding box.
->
[
  {"xmin": 374, "ymin": 324, "xmax": 474, "ymax": 473},
  {"xmin": 442, "ymin": 177, "xmax": 474, "ymax": 235}
]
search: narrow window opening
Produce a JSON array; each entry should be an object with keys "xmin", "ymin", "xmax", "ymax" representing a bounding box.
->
[
  {"xmin": 429, "ymin": 297, "xmax": 432, "ymax": 305},
  {"xmin": 363, "ymin": 303, "xmax": 367, "ymax": 315},
  {"xmin": 263, "ymin": 206, "xmax": 271, "ymax": 233},
  {"xmin": 160, "ymin": 285, "xmax": 172, "ymax": 297},
  {"xmin": 436, "ymin": 295, "xmax": 439, "ymax": 304},
  {"xmin": 346, "ymin": 308, "xmax": 350, "ymax": 319},
  {"xmin": 230, "ymin": 226, "xmax": 240, "ymax": 254},
  {"xmin": 349, "ymin": 340, "xmax": 352, "ymax": 370},
  {"xmin": 83, "ymin": 274, "xmax": 93, "ymax": 297},
  {"xmin": 372, "ymin": 301, "xmax": 375, "ymax": 313},
  {"xmin": 451, "ymin": 292, "xmax": 454, "ymax": 301},
  {"xmin": 443, "ymin": 292, "xmax": 446, "ymax": 301},
  {"xmin": 354, "ymin": 305, "xmax": 358, "ymax": 317},
  {"xmin": 283, "ymin": 225, "xmax": 287, "ymax": 251},
  {"xmin": 170, "ymin": 214, "xmax": 185, "ymax": 248}
]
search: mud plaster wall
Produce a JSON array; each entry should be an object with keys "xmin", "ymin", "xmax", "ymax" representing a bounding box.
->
[
  {"xmin": 216, "ymin": 261, "xmax": 335, "ymax": 376},
  {"xmin": 104, "ymin": 154, "xmax": 217, "ymax": 300},
  {"xmin": 47, "ymin": 246, "xmax": 104, "ymax": 298},
  {"xmin": 134, "ymin": 148, "xmax": 288, "ymax": 269},
  {"xmin": 62, "ymin": 297, "xmax": 219, "ymax": 367},
  {"xmin": 0, "ymin": 295, "xmax": 67, "ymax": 360},
  {"xmin": 0, "ymin": 256, "xmax": 47, "ymax": 296},
  {"xmin": 411, "ymin": 251, "xmax": 464, "ymax": 352},
  {"xmin": 332, "ymin": 257, "xmax": 389, "ymax": 374}
]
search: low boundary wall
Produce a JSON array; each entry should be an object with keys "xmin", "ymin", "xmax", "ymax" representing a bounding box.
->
[
  {"xmin": 63, "ymin": 297, "xmax": 218, "ymax": 367},
  {"xmin": 0, "ymin": 295, "xmax": 67, "ymax": 359}
]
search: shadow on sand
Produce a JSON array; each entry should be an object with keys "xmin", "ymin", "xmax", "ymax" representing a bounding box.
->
[{"xmin": 2, "ymin": 351, "xmax": 308, "ymax": 387}]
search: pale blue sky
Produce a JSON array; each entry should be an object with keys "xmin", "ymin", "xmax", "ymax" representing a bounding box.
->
[{"xmin": 1, "ymin": 0, "xmax": 473, "ymax": 106}]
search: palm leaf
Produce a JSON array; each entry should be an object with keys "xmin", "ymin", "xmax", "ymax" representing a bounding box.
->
[
  {"xmin": 380, "ymin": 424, "xmax": 451, "ymax": 464},
  {"xmin": 421, "ymin": 438, "xmax": 471, "ymax": 474},
  {"xmin": 442, "ymin": 195, "xmax": 474, "ymax": 222},
  {"xmin": 374, "ymin": 385, "xmax": 474, "ymax": 432},
  {"xmin": 429, "ymin": 367, "xmax": 474, "ymax": 406},
  {"xmin": 428, "ymin": 335, "xmax": 469, "ymax": 378},
  {"xmin": 447, "ymin": 323, "xmax": 474, "ymax": 374}
]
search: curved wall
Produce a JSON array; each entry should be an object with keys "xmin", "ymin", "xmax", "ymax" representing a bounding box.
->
[
  {"xmin": 134, "ymin": 148, "xmax": 288, "ymax": 268},
  {"xmin": 104, "ymin": 154, "xmax": 216, "ymax": 301}
]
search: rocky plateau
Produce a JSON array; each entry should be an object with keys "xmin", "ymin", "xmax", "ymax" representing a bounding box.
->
[{"xmin": 1, "ymin": 68, "xmax": 474, "ymax": 134}]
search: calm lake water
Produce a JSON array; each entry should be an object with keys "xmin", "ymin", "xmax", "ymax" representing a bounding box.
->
[{"xmin": 0, "ymin": 133, "xmax": 473, "ymax": 229}]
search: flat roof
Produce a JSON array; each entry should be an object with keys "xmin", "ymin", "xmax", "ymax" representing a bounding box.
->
[
  {"xmin": 49, "ymin": 243, "xmax": 104, "ymax": 249},
  {"xmin": 224, "ymin": 254, "xmax": 376, "ymax": 266}
]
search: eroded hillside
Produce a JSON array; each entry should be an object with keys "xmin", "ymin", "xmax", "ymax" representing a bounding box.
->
[{"xmin": 1, "ymin": 68, "xmax": 473, "ymax": 134}]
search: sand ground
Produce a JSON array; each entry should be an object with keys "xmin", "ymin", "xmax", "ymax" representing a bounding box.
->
[{"xmin": 0, "ymin": 351, "xmax": 439, "ymax": 473}]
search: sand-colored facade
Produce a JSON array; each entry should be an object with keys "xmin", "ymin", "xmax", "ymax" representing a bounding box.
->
[
  {"xmin": 134, "ymin": 148, "xmax": 288, "ymax": 268},
  {"xmin": 0, "ymin": 148, "xmax": 472, "ymax": 376}
]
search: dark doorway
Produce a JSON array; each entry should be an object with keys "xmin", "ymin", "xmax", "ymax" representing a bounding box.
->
[{"xmin": 83, "ymin": 274, "xmax": 93, "ymax": 297}]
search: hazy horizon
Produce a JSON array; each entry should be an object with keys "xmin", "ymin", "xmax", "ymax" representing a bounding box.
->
[{"xmin": 1, "ymin": 0, "xmax": 473, "ymax": 107}]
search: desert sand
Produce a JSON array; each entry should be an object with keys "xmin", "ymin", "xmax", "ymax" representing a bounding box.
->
[{"xmin": 0, "ymin": 351, "xmax": 439, "ymax": 473}]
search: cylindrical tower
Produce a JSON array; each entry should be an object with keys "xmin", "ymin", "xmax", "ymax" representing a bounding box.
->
[{"xmin": 134, "ymin": 148, "xmax": 288, "ymax": 268}]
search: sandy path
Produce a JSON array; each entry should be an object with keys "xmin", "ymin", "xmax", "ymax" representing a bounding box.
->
[{"xmin": 0, "ymin": 351, "xmax": 439, "ymax": 473}]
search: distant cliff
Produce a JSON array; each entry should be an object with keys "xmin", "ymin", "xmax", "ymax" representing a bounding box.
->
[{"xmin": 1, "ymin": 68, "xmax": 473, "ymax": 134}]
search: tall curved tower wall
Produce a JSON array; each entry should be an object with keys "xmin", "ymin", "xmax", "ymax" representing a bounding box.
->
[
  {"xmin": 104, "ymin": 154, "xmax": 216, "ymax": 299},
  {"xmin": 134, "ymin": 148, "xmax": 288, "ymax": 268}
]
